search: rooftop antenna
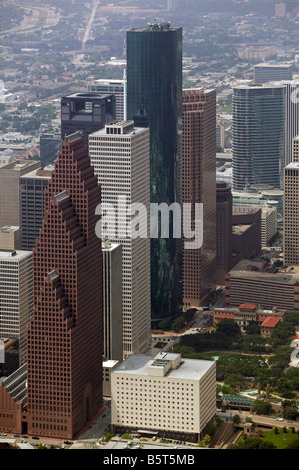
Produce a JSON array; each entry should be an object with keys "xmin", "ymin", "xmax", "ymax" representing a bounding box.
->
[{"xmin": 123, "ymin": 33, "xmax": 127, "ymax": 121}]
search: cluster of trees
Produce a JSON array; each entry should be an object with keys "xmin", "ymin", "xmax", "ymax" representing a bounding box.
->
[
  {"xmin": 158, "ymin": 309, "xmax": 197, "ymax": 333},
  {"xmin": 0, "ymin": 103, "xmax": 56, "ymax": 134},
  {"xmin": 173, "ymin": 312, "xmax": 299, "ymax": 398}
]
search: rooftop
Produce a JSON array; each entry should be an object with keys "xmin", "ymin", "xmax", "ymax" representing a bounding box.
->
[
  {"xmin": 261, "ymin": 316, "xmax": 280, "ymax": 328},
  {"xmin": 113, "ymin": 353, "xmax": 214, "ymax": 380}
]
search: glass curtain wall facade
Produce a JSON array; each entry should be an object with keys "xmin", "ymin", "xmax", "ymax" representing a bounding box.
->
[
  {"xmin": 127, "ymin": 23, "xmax": 182, "ymax": 318},
  {"xmin": 232, "ymin": 85, "xmax": 285, "ymax": 192}
]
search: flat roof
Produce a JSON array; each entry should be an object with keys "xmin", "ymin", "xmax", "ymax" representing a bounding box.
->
[
  {"xmin": 113, "ymin": 354, "xmax": 215, "ymax": 380},
  {"xmin": 0, "ymin": 249, "xmax": 32, "ymax": 260}
]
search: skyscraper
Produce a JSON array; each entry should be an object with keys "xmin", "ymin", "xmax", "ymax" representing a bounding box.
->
[
  {"xmin": 0, "ymin": 160, "xmax": 41, "ymax": 227},
  {"xmin": 232, "ymin": 84, "xmax": 285, "ymax": 191},
  {"xmin": 89, "ymin": 121, "xmax": 151, "ymax": 358},
  {"xmin": 26, "ymin": 132, "xmax": 103, "ymax": 439},
  {"xmin": 102, "ymin": 239, "xmax": 123, "ymax": 362},
  {"xmin": 284, "ymin": 137, "xmax": 299, "ymax": 265},
  {"xmin": 182, "ymin": 88, "xmax": 217, "ymax": 307},
  {"xmin": 271, "ymin": 80, "xmax": 299, "ymax": 165},
  {"xmin": 254, "ymin": 63, "xmax": 293, "ymax": 84},
  {"xmin": 127, "ymin": 22, "xmax": 182, "ymax": 318},
  {"xmin": 39, "ymin": 133, "xmax": 61, "ymax": 167},
  {"xmin": 61, "ymin": 93, "xmax": 116, "ymax": 148},
  {"xmin": 0, "ymin": 249, "xmax": 33, "ymax": 367},
  {"xmin": 19, "ymin": 166, "xmax": 53, "ymax": 251},
  {"xmin": 216, "ymin": 182, "xmax": 232, "ymax": 285},
  {"xmin": 88, "ymin": 79, "xmax": 125, "ymax": 121}
]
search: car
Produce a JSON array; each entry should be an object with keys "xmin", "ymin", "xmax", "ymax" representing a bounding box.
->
[
  {"xmin": 64, "ymin": 440, "xmax": 73, "ymax": 445},
  {"xmin": 276, "ymin": 417, "xmax": 284, "ymax": 421},
  {"xmin": 31, "ymin": 436, "xmax": 40, "ymax": 440},
  {"xmin": 13, "ymin": 434, "xmax": 20, "ymax": 438},
  {"xmin": 0, "ymin": 433, "xmax": 6, "ymax": 436},
  {"xmin": 21, "ymin": 436, "xmax": 28, "ymax": 439}
]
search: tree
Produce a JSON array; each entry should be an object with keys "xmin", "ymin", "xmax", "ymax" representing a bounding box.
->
[
  {"xmin": 198, "ymin": 434, "xmax": 211, "ymax": 447},
  {"xmin": 246, "ymin": 321, "xmax": 261, "ymax": 336},
  {"xmin": 216, "ymin": 319, "xmax": 241, "ymax": 338},
  {"xmin": 252, "ymin": 400, "xmax": 273, "ymax": 416},
  {"xmin": 171, "ymin": 316, "xmax": 185, "ymax": 332},
  {"xmin": 274, "ymin": 427, "xmax": 279, "ymax": 434},
  {"xmin": 233, "ymin": 414, "xmax": 241, "ymax": 424},
  {"xmin": 105, "ymin": 432, "xmax": 113, "ymax": 442}
]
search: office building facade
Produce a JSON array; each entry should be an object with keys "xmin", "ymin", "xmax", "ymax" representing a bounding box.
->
[
  {"xmin": 102, "ymin": 240, "xmax": 123, "ymax": 362},
  {"xmin": 254, "ymin": 63, "xmax": 293, "ymax": 84},
  {"xmin": 127, "ymin": 22, "xmax": 182, "ymax": 318},
  {"xmin": 61, "ymin": 93, "xmax": 116, "ymax": 147},
  {"xmin": 88, "ymin": 79, "xmax": 125, "ymax": 121},
  {"xmin": 39, "ymin": 133, "xmax": 61, "ymax": 167},
  {"xmin": 19, "ymin": 166, "xmax": 53, "ymax": 251},
  {"xmin": 89, "ymin": 121, "xmax": 151, "ymax": 358},
  {"xmin": 232, "ymin": 84, "xmax": 285, "ymax": 191},
  {"xmin": 271, "ymin": 81, "xmax": 299, "ymax": 165},
  {"xmin": 216, "ymin": 182, "xmax": 232, "ymax": 285},
  {"xmin": 111, "ymin": 353, "xmax": 216, "ymax": 442},
  {"xmin": 0, "ymin": 161, "xmax": 41, "ymax": 228},
  {"xmin": 0, "ymin": 249, "xmax": 33, "ymax": 366},
  {"xmin": 182, "ymin": 88, "xmax": 217, "ymax": 307}
]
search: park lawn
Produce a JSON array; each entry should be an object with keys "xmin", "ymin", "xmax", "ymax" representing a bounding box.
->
[{"xmin": 261, "ymin": 429, "xmax": 298, "ymax": 449}]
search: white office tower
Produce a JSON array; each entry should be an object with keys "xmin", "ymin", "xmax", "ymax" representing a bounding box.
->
[
  {"xmin": 88, "ymin": 79, "xmax": 125, "ymax": 121},
  {"xmin": 111, "ymin": 353, "xmax": 216, "ymax": 442},
  {"xmin": 284, "ymin": 137, "xmax": 299, "ymax": 265},
  {"xmin": 102, "ymin": 239, "xmax": 123, "ymax": 362},
  {"xmin": 89, "ymin": 121, "xmax": 151, "ymax": 358},
  {"xmin": 0, "ymin": 249, "xmax": 33, "ymax": 366},
  {"xmin": 271, "ymin": 81, "xmax": 299, "ymax": 165}
]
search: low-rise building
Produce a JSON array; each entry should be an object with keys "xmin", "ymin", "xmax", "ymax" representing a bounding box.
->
[
  {"xmin": 111, "ymin": 352, "xmax": 216, "ymax": 443},
  {"xmin": 213, "ymin": 303, "xmax": 285, "ymax": 332},
  {"xmin": 260, "ymin": 316, "xmax": 280, "ymax": 337}
]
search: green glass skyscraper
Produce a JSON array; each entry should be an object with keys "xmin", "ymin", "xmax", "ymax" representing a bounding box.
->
[{"xmin": 127, "ymin": 23, "xmax": 182, "ymax": 318}]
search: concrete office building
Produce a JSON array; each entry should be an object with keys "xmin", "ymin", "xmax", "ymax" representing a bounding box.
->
[
  {"xmin": 88, "ymin": 79, "xmax": 125, "ymax": 121},
  {"xmin": 293, "ymin": 135, "xmax": 299, "ymax": 161},
  {"xmin": 0, "ymin": 161, "xmax": 41, "ymax": 228},
  {"xmin": 111, "ymin": 353, "xmax": 216, "ymax": 442},
  {"xmin": 254, "ymin": 63, "xmax": 293, "ymax": 84},
  {"xmin": 61, "ymin": 93, "xmax": 116, "ymax": 148},
  {"xmin": 182, "ymin": 88, "xmax": 217, "ymax": 307},
  {"xmin": 225, "ymin": 259, "xmax": 299, "ymax": 311},
  {"xmin": 19, "ymin": 166, "xmax": 53, "ymax": 251},
  {"xmin": 233, "ymin": 205, "xmax": 277, "ymax": 247},
  {"xmin": 0, "ymin": 226, "xmax": 20, "ymax": 250},
  {"xmin": 0, "ymin": 249, "xmax": 33, "ymax": 366},
  {"xmin": 102, "ymin": 240, "xmax": 123, "ymax": 362},
  {"xmin": 231, "ymin": 209, "xmax": 262, "ymax": 266},
  {"xmin": 127, "ymin": 22, "xmax": 182, "ymax": 318},
  {"xmin": 232, "ymin": 84, "xmax": 285, "ymax": 191},
  {"xmin": 284, "ymin": 161, "xmax": 299, "ymax": 265},
  {"xmin": 89, "ymin": 121, "xmax": 151, "ymax": 358}
]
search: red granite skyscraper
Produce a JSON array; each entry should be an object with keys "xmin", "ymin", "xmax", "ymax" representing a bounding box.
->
[{"xmin": 25, "ymin": 132, "xmax": 103, "ymax": 439}]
